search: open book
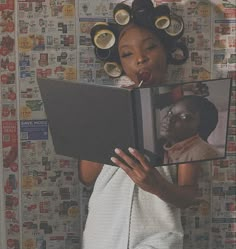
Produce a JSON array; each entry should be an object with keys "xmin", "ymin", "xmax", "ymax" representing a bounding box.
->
[{"xmin": 38, "ymin": 78, "xmax": 232, "ymax": 166}]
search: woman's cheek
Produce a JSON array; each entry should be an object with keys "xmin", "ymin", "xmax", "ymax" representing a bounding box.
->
[{"xmin": 121, "ymin": 62, "xmax": 136, "ymax": 82}]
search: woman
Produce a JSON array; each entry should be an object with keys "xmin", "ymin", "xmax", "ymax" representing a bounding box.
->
[
  {"xmin": 160, "ymin": 95, "xmax": 220, "ymax": 164},
  {"xmin": 79, "ymin": 1, "xmax": 200, "ymax": 248}
]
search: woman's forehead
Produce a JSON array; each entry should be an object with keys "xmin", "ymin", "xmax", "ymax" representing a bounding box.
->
[
  {"xmin": 118, "ymin": 24, "xmax": 159, "ymax": 43},
  {"xmin": 171, "ymin": 100, "xmax": 193, "ymax": 112}
]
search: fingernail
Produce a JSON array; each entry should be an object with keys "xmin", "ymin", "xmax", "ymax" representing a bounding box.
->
[
  {"xmin": 114, "ymin": 148, "xmax": 121, "ymax": 154},
  {"xmin": 128, "ymin": 147, "xmax": 135, "ymax": 153},
  {"xmin": 111, "ymin": 157, "xmax": 117, "ymax": 163}
]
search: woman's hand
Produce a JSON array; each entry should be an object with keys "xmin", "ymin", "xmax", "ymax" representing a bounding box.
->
[
  {"xmin": 111, "ymin": 148, "xmax": 200, "ymax": 208},
  {"xmin": 111, "ymin": 147, "xmax": 160, "ymax": 194}
]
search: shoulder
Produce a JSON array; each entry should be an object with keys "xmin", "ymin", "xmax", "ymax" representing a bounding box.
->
[{"xmin": 190, "ymin": 137, "xmax": 220, "ymax": 160}]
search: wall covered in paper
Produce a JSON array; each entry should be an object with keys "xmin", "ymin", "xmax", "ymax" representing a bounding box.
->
[{"xmin": 0, "ymin": 0, "xmax": 235, "ymax": 249}]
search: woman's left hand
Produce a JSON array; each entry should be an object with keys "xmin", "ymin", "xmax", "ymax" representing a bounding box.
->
[{"xmin": 111, "ymin": 147, "xmax": 160, "ymax": 194}]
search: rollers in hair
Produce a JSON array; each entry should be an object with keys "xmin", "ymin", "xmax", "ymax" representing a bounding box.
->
[{"xmin": 90, "ymin": 0, "xmax": 188, "ymax": 77}]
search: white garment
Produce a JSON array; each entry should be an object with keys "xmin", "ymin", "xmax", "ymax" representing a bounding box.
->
[{"xmin": 82, "ymin": 165, "xmax": 183, "ymax": 249}]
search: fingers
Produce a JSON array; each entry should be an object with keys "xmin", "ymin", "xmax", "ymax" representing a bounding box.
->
[
  {"xmin": 111, "ymin": 147, "xmax": 150, "ymax": 170},
  {"xmin": 111, "ymin": 148, "xmax": 158, "ymax": 193},
  {"xmin": 113, "ymin": 148, "xmax": 138, "ymax": 169},
  {"xmin": 127, "ymin": 147, "xmax": 149, "ymax": 169},
  {"xmin": 110, "ymin": 156, "xmax": 133, "ymax": 174}
]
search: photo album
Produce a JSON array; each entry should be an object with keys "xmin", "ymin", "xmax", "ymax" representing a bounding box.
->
[{"xmin": 38, "ymin": 78, "xmax": 232, "ymax": 166}]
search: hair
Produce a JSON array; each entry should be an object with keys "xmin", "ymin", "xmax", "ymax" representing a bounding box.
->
[
  {"xmin": 176, "ymin": 95, "xmax": 219, "ymax": 141},
  {"xmin": 115, "ymin": 0, "xmax": 183, "ymax": 55},
  {"xmin": 90, "ymin": 0, "xmax": 189, "ymax": 77},
  {"xmin": 117, "ymin": 21, "xmax": 172, "ymax": 53}
]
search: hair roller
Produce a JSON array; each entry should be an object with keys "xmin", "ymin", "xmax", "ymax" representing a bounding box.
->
[
  {"xmin": 164, "ymin": 14, "xmax": 184, "ymax": 41},
  {"xmin": 153, "ymin": 5, "xmax": 171, "ymax": 30},
  {"xmin": 90, "ymin": 22, "xmax": 117, "ymax": 50},
  {"xmin": 94, "ymin": 45, "xmax": 120, "ymax": 62},
  {"xmin": 113, "ymin": 2, "xmax": 132, "ymax": 26},
  {"xmin": 168, "ymin": 41, "xmax": 189, "ymax": 65},
  {"xmin": 94, "ymin": 47, "xmax": 112, "ymax": 61},
  {"xmin": 131, "ymin": 0, "xmax": 155, "ymax": 27},
  {"xmin": 104, "ymin": 62, "xmax": 123, "ymax": 78}
]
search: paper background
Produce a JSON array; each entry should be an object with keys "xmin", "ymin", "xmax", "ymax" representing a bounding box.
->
[{"xmin": 0, "ymin": 0, "xmax": 235, "ymax": 248}]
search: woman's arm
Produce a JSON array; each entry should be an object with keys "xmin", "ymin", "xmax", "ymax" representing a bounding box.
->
[
  {"xmin": 154, "ymin": 163, "xmax": 200, "ymax": 208},
  {"xmin": 111, "ymin": 148, "xmax": 200, "ymax": 209},
  {"xmin": 78, "ymin": 160, "xmax": 103, "ymax": 186}
]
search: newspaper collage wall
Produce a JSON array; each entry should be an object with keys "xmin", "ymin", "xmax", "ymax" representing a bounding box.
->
[
  {"xmin": 0, "ymin": 0, "xmax": 235, "ymax": 249},
  {"xmin": 1, "ymin": 1, "xmax": 81, "ymax": 249}
]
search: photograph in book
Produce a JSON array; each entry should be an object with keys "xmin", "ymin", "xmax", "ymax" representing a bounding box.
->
[{"xmin": 38, "ymin": 77, "xmax": 232, "ymax": 166}]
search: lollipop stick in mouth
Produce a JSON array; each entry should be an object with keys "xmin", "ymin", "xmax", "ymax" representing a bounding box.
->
[
  {"xmin": 137, "ymin": 71, "xmax": 150, "ymax": 87},
  {"xmin": 138, "ymin": 80, "xmax": 144, "ymax": 87}
]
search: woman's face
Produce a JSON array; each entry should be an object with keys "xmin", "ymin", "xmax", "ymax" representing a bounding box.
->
[
  {"xmin": 160, "ymin": 100, "xmax": 200, "ymax": 145},
  {"xmin": 118, "ymin": 24, "xmax": 168, "ymax": 87}
]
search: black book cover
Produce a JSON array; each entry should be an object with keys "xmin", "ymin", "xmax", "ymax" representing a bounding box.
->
[{"xmin": 38, "ymin": 78, "xmax": 232, "ymax": 166}]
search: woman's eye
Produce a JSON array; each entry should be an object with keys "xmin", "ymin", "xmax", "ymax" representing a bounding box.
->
[
  {"xmin": 121, "ymin": 52, "xmax": 132, "ymax": 58},
  {"xmin": 146, "ymin": 44, "xmax": 157, "ymax": 50}
]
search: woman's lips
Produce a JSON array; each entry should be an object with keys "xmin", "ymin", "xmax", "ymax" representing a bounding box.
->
[
  {"xmin": 160, "ymin": 123, "xmax": 170, "ymax": 134},
  {"xmin": 137, "ymin": 71, "xmax": 151, "ymax": 84}
]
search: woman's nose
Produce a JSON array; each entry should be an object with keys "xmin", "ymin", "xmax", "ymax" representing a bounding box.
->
[
  {"xmin": 163, "ymin": 114, "xmax": 171, "ymax": 125},
  {"xmin": 136, "ymin": 54, "xmax": 148, "ymax": 65}
]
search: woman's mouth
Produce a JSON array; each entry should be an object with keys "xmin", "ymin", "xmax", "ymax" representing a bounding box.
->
[
  {"xmin": 160, "ymin": 123, "xmax": 170, "ymax": 135},
  {"xmin": 137, "ymin": 71, "xmax": 151, "ymax": 85}
]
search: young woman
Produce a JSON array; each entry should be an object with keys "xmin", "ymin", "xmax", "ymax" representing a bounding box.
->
[
  {"xmin": 79, "ymin": 1, "xmax": 200, "ymax": 248},
  {"xmin": 160, "ymin": 95, "xmax": 220, "ymax": 164}
]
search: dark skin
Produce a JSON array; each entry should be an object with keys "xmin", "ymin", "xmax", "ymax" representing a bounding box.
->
[
  {"xmin": 160, "ymin": 100, "xmax": 201, "ymax": 146},
  {"xmin": 79, "ymin": 24, "xmax": 200, "ymax": 209}
]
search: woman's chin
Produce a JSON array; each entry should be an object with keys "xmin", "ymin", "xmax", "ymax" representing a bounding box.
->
[
  {"xmin": 144, "ymin": 78, "xmax": 164, "ymax": 87},
  {"xmin": 160, "ymin": 130, "xmax": 169, "ymax": 138}
]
